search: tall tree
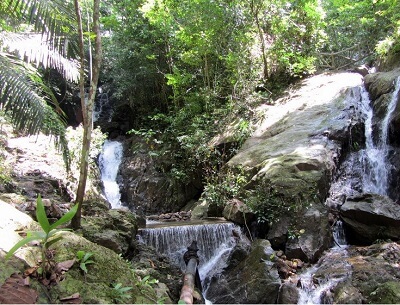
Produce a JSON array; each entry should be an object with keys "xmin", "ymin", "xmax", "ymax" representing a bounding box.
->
[{"xmin": 71, "ymin": 0, "xmax": 102, "ymax": 229}]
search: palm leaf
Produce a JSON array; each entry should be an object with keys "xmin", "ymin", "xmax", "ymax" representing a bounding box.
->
[
  {"xmin": 3, "ymin": 0, "xmax": 78, "ymax": 57},
  {"xmin": 0, "ymin": 54, "xmax": 71, "ymax": 169}
]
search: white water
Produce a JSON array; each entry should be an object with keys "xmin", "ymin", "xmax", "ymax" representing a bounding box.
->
[
  {"xmin": 297, "ymin": 78, "xmax": 400, "ymax": 304},
  {"xmin": 297, "ymin": 221, "xmax": 349, "ymax": 304},
  {"xmin": 359, "ymin": 77, "xmax": 400, "ymax": 194},
  {"xmin": 138, "ymin": 221, "xmax": 247, "ymax": 297},
  {"xmin": 99, "ymin": 140, "xmax": 124, "ymax": 208}
]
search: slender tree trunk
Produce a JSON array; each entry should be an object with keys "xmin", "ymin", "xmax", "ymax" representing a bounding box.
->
[
  {"xmin": 250, "ymin": 0, "xmax": 269, "ymax": 80},
  {"xmin": 71, "ymin": 0, "xmax": 102, "ymax": 229}
]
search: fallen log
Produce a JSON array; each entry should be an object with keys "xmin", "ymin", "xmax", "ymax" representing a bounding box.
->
[{"xmin": 179, "ymin": 241, "xmax": 202, "ymax": 304}]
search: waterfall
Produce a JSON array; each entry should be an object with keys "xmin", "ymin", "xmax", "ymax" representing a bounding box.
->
[
  {"xmin": 297, "ymin": 78, "xmax": 400, "ymax": 304},
  {"xmin": 359, "ymin": 77, "xmax": 400, "ymax": 195},
  {"xmin": 138, "ymin": 220, "xmax": 247, "ymax": 297},
  {"xmin": 99, "ymin": 140, "xmax": 123, "ymax": 208},
  {"xmin": 297, "ymin": 221, "xmax": 349, "ymax": 304}
]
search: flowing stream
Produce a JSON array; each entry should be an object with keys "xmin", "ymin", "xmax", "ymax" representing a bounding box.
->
[
  {"xmin": 99, "ymin": 140, "xmax": 124, "ymax": 208},
  {"xmin": 297, "ymin": 77, "xmax": 400, "ymax": 304}
]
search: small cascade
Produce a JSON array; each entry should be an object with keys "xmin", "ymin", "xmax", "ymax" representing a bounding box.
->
[
  {"xmin": 297, "ymin": 221, "xmax": 350, "ymax": 304},
  {"xmin": 359, "ymin": 77, "xmax": 400, "ymax": 195},
  {"xmin": 332, "ymin": 219, "xmax": 347, "ymax": 247},
  {"xmin": 297, "ymin": 78, "xmax": 400, "ymax": 304},
  {"xmin": 93, "ymin": 86, "xmax": 112, "ymax": 123},
  {"xmin": 138, "ymin": 220, "xmax": 246, "ymax": 297},
  {"xmin": 99, "ymin": 140, "xmax": 123, "ymax": 208}
]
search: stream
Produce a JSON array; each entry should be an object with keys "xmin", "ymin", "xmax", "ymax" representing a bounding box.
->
[
  {"xmin": 296, "ymin": 76, "xmax": 400, "ymax": 303},
  {"xmin": 97, "ymin": 76, "xmax": 400, "ymax": 303}
]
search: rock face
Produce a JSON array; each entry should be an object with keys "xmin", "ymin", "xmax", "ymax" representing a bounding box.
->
[
  {"xmin": 340, "ymin": 193, "xmax": 400, "ymax": 244},
  {"xmin": 205, "ymin": 239, "xmax": 281, "ymax": 304},
  {"xmin": 226, "ymin": 73, "xmax": 365, "ymax": 261},
  {"xmin": 285, "ymin": 204, "xmax": 331, "ymax": 262},
  {"xmin": 119, "ymin": 137, "xmax": 202, "ymax": 215},
  {"xmin": 309, "ymin": 242, "xmax": 400, "ymax": 304}
]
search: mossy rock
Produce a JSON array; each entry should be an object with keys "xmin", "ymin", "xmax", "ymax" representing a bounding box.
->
[
  {"xmin": 49, "ymin": 231, "xmax": 156, "ymax": 304},
  {"xmin": 368, "ymin": 281, "xmax": 400, "ymax": 304},
  {"xmin": 80, "ymin": 208, "xmax": 138, "ymax": 255}
]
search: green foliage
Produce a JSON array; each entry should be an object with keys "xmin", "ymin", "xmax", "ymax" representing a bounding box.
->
[
  {"xmin": 136, "ymin": 275, "xmax": 159, "ymax": 290},
  {"xmin": 202, "ymin": 167, "xmax": 248, "ymax": 207},
  {"xmin": 110, "ymin": 283, "xmax": 133, "ymax": 304},
  {"xmin": 76, "ymin": 250, "xmax": 95, "ymax": 274},
  {"xmin": 6, "ymin": 195, "xmax": 78, "ymax": 275},
  {"xmin": 244, "ymin": 180, "xmax": 312, "ymax": 226},
  {"xmin": 319, "ymin": 0, "xmax": 400, "ymax": 69}
]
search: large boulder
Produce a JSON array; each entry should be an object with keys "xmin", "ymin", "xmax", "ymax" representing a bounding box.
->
[
  {"xmin": 205, "ymin": 239, "xmax": 281, "ymax": 304},
  {"xmin": 285, "ymin": 203, "xmax": 332, "ymax": 262},
  {"xmin": 119, "ymin": 137, "xmax": 202, "ymax": 215},
  {"xmin": 81, "ymin": 207, "xmax": 139, "ymax": 256},
  {"xmin": 340, "ymin": 193, "xmax": 400, "ymax": 244},
  {"xmin": 227, "ymin": 72, "xmax": 365, "ymax": 260}
]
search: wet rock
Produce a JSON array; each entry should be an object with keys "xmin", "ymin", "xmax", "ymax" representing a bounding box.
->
[
  {"xmin": 285, "ymin": 203, "xmax": 332, "ymax": 263},
  {"xmin": 119, "ymin": 137, "xmax": 202, "ymax": 215},
  {"xmin": 333, "ymin": 284, "xmax": 364, "ymax": 304},
  {"xmin": 277, "ymin": 282, "xmax": 300, "ymax": 304},
  {"xmin": 205, "ymin": 239, "xmax": 280, "ymax": 304},
  {"xmin": 340, "ymin": 193, "xmax": 400, "ymax": 244},
  {"xmin": 147, "ymin": 211, "xmax": 192, "ymax": 222}
]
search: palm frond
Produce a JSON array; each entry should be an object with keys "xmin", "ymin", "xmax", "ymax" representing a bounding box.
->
[
  {"xmin": 3, "ymin": 0, "xmax": 78, "ymax": 58},
  {"xmin": 0, "ymin": 32, "xmax": 80, "ymax": 82},
  {"xmin": 0, "ymin": 54, "xmax": 70, "ymax": 170}
]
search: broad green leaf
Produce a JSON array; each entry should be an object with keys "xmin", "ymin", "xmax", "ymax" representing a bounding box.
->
[
  {"xmin": 119, "ymin": 286, "xmax": 133, "ymax": 292},
  {"xmin": 83, "ymin": 252, "xmax": 94, "ymax": 262},
  {"xmin": 76, "ymin": 250, "xmax": 85, "ymax": 260},
  {"xmin": 5, "ymin": 234, "xmax": 42, "ymax": 259},
  {"xmin": 44, "ymin": 235, "xmax": 63, "ymax": 249},
  {"xmin": 48, "ymin": 204, "xmax": 78, "ymax": 231},
  {"xmin": 36, "ymin": 195, "xmax": 50, "ymax": 233},
  {"xmin": 80, "ymin": 262, "xmax": 88, "ymax": 273},
  {"xmin": 47, "ymin": 228, "xmax": 72, "ymax": 238}
]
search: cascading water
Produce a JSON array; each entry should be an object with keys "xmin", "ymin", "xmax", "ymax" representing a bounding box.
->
[
  {"xmin": 99, "ymin": 140, "xmax": 123, "ymax": 208},
  {"xmin": 359, "ymin": 76, "xmax": 400, "ymax": 194},
  {"xmin": 138, "ymin": 220, "xmax": 247, "ymax": 299},
  {"xmin": 297, "ymin": 78, "xmax": 400, "ymax": 304},
  {"xmin": 297, "ymin": 220, "xmax": 350, "ymax": 304}
]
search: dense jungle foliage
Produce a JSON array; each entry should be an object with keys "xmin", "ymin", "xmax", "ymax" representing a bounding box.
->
[{"xmin": 1, "ymin": 0, "xmax": 400, "ymax": 209}]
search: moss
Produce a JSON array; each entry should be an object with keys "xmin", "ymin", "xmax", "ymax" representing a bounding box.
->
[
  {"xmin": 49, "ymin": 232, "xmax": 155, "ymax": 304},
  {"xmin": 0, "ymin": 251, "xmax": 26, "ymax": 285},
  {"xmin": 368, "ymin": 281, "xmax": 400, "ymax": 304}
]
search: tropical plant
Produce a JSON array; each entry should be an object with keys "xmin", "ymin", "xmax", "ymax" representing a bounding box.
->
[
  {"xmin": 5, "ymin": 195, "xmax": 78, "ymax": 276},
  {"xmin": 76, "ymin": 250, "xmax": 95, "ymax": 274},
  {"xmin": 0, "ymin": 0, "xmax": 80, "ymax": 170},
  {"xmin": 110, "ymin": 283, "xmax": 133, "ymax": 304}
]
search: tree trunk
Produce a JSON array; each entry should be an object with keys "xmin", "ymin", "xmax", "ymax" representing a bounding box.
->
[{"xmin": 71, "ymin": 0, "xmax": 102, "ymax": 229}]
